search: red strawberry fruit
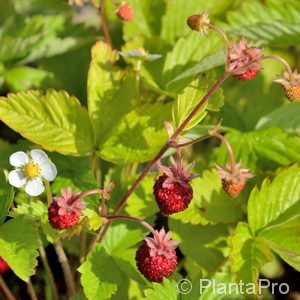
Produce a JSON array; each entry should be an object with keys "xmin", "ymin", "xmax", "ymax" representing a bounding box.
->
[
  {"xmin": 153, "ymin": 156, "xmax": 199, "ymax": 216},
  {"xmin": 227, "ymin": 37, "xmax": 263, "ymax": 81},
  {"xmin": 48, "ymin": 187, "xmax": 87, "ymax": 229},
  {"xmin": 116, "ymin": 3, "xmax": 134, "ymax": 21},
  {"xmin": 136, "ymin": 229, "xmax": 179, "ymax": 282},
  {"xmin": 232, "ymin": 68, "xmax": 260, "ymax": 81},
  {"xmin": 0, "ymin": 257, "xmax": 10, "ymax": 274}
]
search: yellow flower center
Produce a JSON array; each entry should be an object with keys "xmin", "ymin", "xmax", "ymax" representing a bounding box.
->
[{"xmin": 23, "ymin": 163, "xmax": 40, "ymax": 179}]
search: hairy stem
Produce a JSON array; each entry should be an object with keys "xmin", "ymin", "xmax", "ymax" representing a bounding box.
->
[
  {"xmin": 54, "ymin": 240, "xmax": 76, "ymax": 296},
  {"xmin": 260, "ymin": 55, "xmax": 294, "ymax": 80},
  {"xmin": 27, "ymin": 279, "xmax": 38, "ymax": 300},
  {"xmin": 87, "ymin": 72, "xmax": 229, "ymax": 252},
  {"xmin": 209, "ymin": 130, "xmax": 236, "ymax": 172},
  {"xmin": 177, "ymin": 134, "xmax": 211, "ymax": 148},
  {"xmin": 45, "ymin": 181, "xmax": 52, "ymax": 206},
  {"xmin": 38, "ymin": 240, "xmax": 59, "ymax": 300},
  {"xmin": 204, "ymin": 23, "xmax": 230, "ymax": 47},
  {"xmin": 99, "ymin": 0, "xmax": 112, "ymax": 47},
  {"xmin": 106, "ymin": 215, "xmax": 156, "ymax": 234},
  {"xmin": 0, "ymin": 275, "xmax": 15, "ymax": 300}
]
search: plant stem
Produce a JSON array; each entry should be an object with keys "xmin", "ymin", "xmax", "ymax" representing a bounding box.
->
[
  {"xmin": 259, "ymin": 55, "xmax": 294, "ymax": 80},
  {"xmin": 79, "ymin": 231, "xmax": 87, "ymax": 265},
  {"xmin": 91, "ymin": 152, "xmax": 101, "ymax": 186},
  {"xmin": 105, "ymin": 215, "xmax": 158, "ymax": 237},
  {"xmin": 87, "ymin": 72, "xmax": 229, "ymax": 252},
  {"xmin": 177, "ymin": 134, "xmax": 211, "ymax": 147},
  {"xmin": 38, "ymin": 240, "xmax": 59, "ymax": 300},
  {"xmin": 99, "ymin": 0, "xmax": 112, "ymax": 47},
  {"xmin": 135, "ymin": 59, "xmax": 142, "ymax": 97},
  {"xmin": 54, "ymin": 240, "xmax": 76, "ymax": 296},
  {"xmin": 45, "ymin": 181, "xmax": 52, "ymax": 206},
  {"xmin": 209, "ymin": 130, "xmax": 236, "ymax": 173},
  {"xmin": 0, "ymin": 275, "xmax": 15, "ymax": 300},
  {"xmin": 27, "ymin": 279, "xmax": 38, "ymax": 300},
  {"xmin": 204, "ymin": 23, "xmax": 230, "ymax": 47}
]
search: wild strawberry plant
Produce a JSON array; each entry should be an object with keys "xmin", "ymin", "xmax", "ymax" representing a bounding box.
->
[{"xmin": 0, "ymin": 0, "xmax": 300, "ymax": 299}]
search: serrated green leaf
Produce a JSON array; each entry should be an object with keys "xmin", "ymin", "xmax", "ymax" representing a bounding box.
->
[
  {"xmin": 256, "ymin": 103, "xmax": 300, "ymax": 133},
  {"xmin": 259, "ymin": 216, "xmax": 300, "ymax": 271},
  {"xmin": 161, "ymin": 0, "xmax": 232, "ymax": 44},
  {"xmin": 125, "ymin": 174, "xmax": 159, "ymax": 220},
  {"xmin": 9, "ymin": 200, "xmax": 47, "ymax": 219},
  {"xmin": 248, "ymin": 164, "xmax": 300, "ymax": 234},
  {"xmin": 0, "ymin": 217, "xmax": 39, "ymax": 281},
  {"xmin": 0, "ymin": 90, "xmax": 94, "ymax": 156},
  {"xmin": 82, "ymin": 208, "xmax": 102, "ymax": 231},
  {"xmin": 87, "ymin": 41, "xmax": 136, "ymax": 147},
  {"xmin": 169, "ymin": 219, "xmax": 228, "ymax": 272},
  {"xmin": 123, "ymin": 0, "xmax": 166, "ymax": 41},
  {"xmin": 162, "ymin": 33, "xmax": 224, "ymax": 92},
  {"xmin": 172, "ymin": 76, "xmax": 224, "ymax": 131},
  {"xmin": 215, "ymin": 127, "xmax": 300, "ymax": 172},
  {"xmin": 99, "ymin": 101, "xmax": 171, "ymax": 164},
  {"xmin": 170, "ymin": 169, "xmax": 244, "ymax": 225},
  {"xmin": 143, "ymin": 279, "xmax": 178, "ymax": 300},
  {"xmin": 229, "ymin": 223, "xmax": 272, "ymax": 296},
  {"xmin": 5, "ymin": 66, "xmax": 53, "ymax": 91},
  {"xmin": 79, "ymin": 223, "xmax": 147, "ymax": 299},
  {"xmin": 0, "ymin": 170, "xmax": 14, "ymax": 225},
  {"xmin": 224, "ymin": 0, "xmax": 300, "ymax": 46}
]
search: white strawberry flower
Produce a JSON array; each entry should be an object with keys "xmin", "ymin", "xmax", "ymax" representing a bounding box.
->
[{"xmin": 8, "ymin": 149, "xmax": 57, "ymax": 196}]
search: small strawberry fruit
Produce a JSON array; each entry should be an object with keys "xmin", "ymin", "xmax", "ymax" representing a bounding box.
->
[
  {"xmin": 227, "ymin": 37, "xmax": 263, "ymax": 81},
  {"xmin": 48, "ymin": 187, "xmax": 87, "ymax": 229},
  {"xmin": 187, "ymin": 12, "xmax": 209, "ymax": 35},
  {"xmin": 136, "ymin": 229, "xmax": 179, "ymax": 282},
  {"xmin": 274, "ymin": 70, "xmax": 300, "ymax": 102},
  {"xmin": 153, "ymin": 157, "xmax": 199, "ymax": 216},
  {"xmin": 0, "ymin": 257, "xmax": 10, "ymax": 274},
  {"xmin": 216, "ymin": 163, "xmax": 254, "ymax": 197},
  {"xmin": 232, "ymin": 67, "xmax": 260, "ymax": 81},
  {"xmin": 116, "ymin": 3, "xmax": 134, "ymax": 21}
]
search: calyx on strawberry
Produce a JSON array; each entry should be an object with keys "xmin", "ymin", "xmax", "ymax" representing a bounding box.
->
[
  {"xmin": 274, "ymin": 70, "xmax": 300, "ymax": 102},
  {"xmin": 136, "ymin": 228, "xmax": 179, "ymax": 282},
  {"xmin": 187, "ymin": 12, "xmax": 209, "ymax": 35},
  {"xmin": 226, "ymin": 37, "xmax": 263, "ymax": 81},
  {"xmin": 216, "ymin": 163, "xmax": 254, "ymax": 197},
  {"xmin": 0, "ymin": 257, "xmax": 10, "ymax": 274},
  {"xmin": 116, "ymin": 3, "xmax": 134, "ymax": 21},
  {"xmin": 153, "ymin": 156, "xmax": 200, "ymax": 216},
  {"xmin": 48, "ymin": 187, "xmax": 87, "ymax": 229}
]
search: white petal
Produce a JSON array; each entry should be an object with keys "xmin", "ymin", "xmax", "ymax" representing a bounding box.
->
[
  {"xmin": 40, "ymin": 162, "xmax": 57, "ymax": 181},
  {"xmin": 25, "ymin": 178, "xmax": 44, "ymax": 196},
  {"xmin": 8, "ymin": 170, "xmax": 26, "ymax": 188},
  {"xmin": 9, "ymin": 152, "xmax": 29, "ymax": 167},
  {"xmin": 30, "ymin": 149, "xmax": 48, "ymax": 165}
]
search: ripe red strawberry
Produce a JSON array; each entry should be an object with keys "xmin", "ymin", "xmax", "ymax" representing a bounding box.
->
[
  {"xmin": 0, "ymin": 257, "xmax": 10, "ymax": 274},
  {"xmin": 153, "ymin": 156, "xmax": 199, "ymax": 216},
  {"xmin": 48, "ymin": 187, "xmax": 87, "ymax": 229},
  {"xmin": 232, "ymin": 67, "xmax": 260, "ymax": 81},
  {"xmin": 274, "ymin": 70, "xmax": 300, "ymax": 102},
  {"xmin": 216, "ymin": 163, "xmax": 254, "ymax": 197},
  {"xmin": 136, "ymin": 229, "xmax": 179, "ymax": 282},
  {"xmin": 116, "ymin": 3, "xmax": 134, "ymax": 21},
  {"xmin": 227, "ymin": 37, "xmax": 262, "ymax": 81}
]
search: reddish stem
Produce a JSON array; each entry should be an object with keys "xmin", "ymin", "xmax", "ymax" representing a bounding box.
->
[
  {"xmin": 105, "ymin": 215, "xmax": 158, "ymax": 238},
  {"xmin": 210, "ymin": 130, "xmax": 236, "ymax": 173},
  {"xmin": 87, "ymin": 72, "xmax": 229, "ymax": 252},
  {"xmin": 99, "ymin": 0, "xmax": 112, "ymax": 47}
]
